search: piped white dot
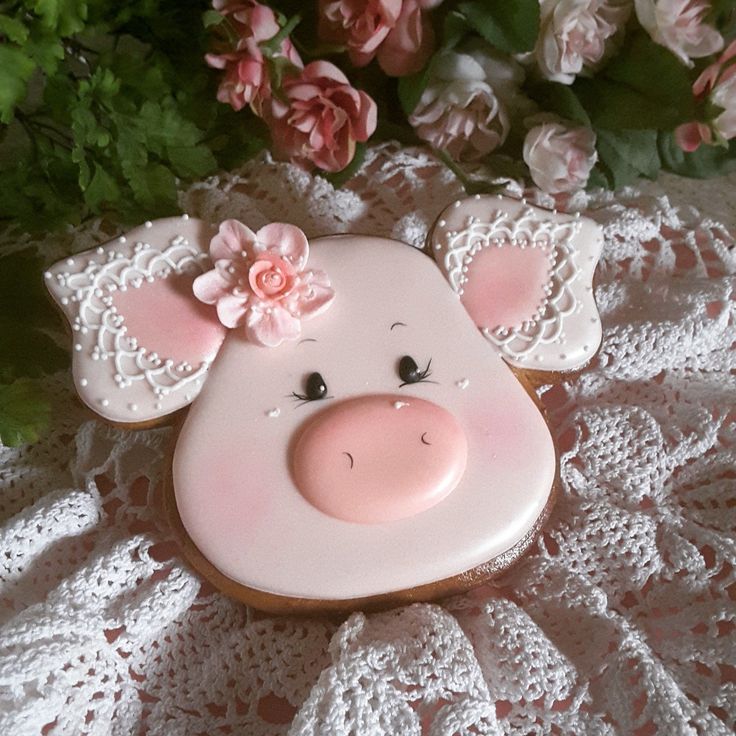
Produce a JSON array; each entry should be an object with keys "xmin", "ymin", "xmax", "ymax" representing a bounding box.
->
[
  {"xmin": 129, "ymin": 403, "xmax": 138, "ymax": 411},
  {"xmin": 393, "ymin": 401, "xmax": 409, "ymax": 410},
  {"xmin": 182, "ymin": 213, "xmax": 190, "ymax": 220},
  {"xmin": 79, "ymin": 378, "xmax": 88, "ymax": 387},
  {"xmin": 154, "ymin": 402, "xmax": 162, "ymax": 410},
  {"xmin": 118, "ymin": 236, "xmax": 126, "ymax": 243},
  {"xmin": 74, "ymin": 343, "xmax": 82, "ymax": 351},
  {"xmin": 144, "ymin": 221, "xmax": 152, "ymax": 228},
  {"xmin": 266, "ymin": 408, "xmax": 281, "ymax": 418},
  {"xmin": 100, "ymin": 398, "xmax": 109, "ymax": 407},
  {"xmin": 44, "ymin": 271, "xmax": 52, "ymax": 279},
  {"xmin": 455, "ymin": 378, "xmax": 470, "ymax": 390}
]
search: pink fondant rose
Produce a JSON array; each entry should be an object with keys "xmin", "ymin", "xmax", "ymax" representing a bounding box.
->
[
  {"xmin": 193, "ymin": 220, "xmax": 335, "ymax": 347},
  {"xmin": 675, "ymin": 39, "xmax": 736, "ymax": 152},
  {"xmin": 206, "ymin": 0, "xmax": 302, "ymax": 113},
  {"xmin": 318, "ymin": 0, "xmax": 442, "ymax": 76},
  {"xmin": 268, "ymin": 61, "xmax": 377, "ymax": 172},
  {"xmin": 536, "ymin": 0, "xmax": 631, "ymax": 85},
  {"xmin": 523, "ymin": 123, "xmax": 598, "ymax": 194},
  {"xmin": 634, "ymin": 0, "xmax": 723, "ymax": 66}
]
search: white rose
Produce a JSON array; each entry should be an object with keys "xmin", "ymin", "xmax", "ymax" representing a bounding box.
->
[
  {"xmin": 523, "ymin": 123, "xmax": 598, "ymax": 193},
  {"xmin": 635, "ymin": 0, "xmax": 723, "ymax": 66},
  {"xmin": 536, "ymin": 0, "xmax": 632, "ymax": 84},
  {"xmin": 409, "ymin": 45, "xmax": 529, "ymax": 161}
]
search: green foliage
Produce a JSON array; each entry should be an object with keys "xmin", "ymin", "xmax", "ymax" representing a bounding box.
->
[
  {"xmin": 595, "ymin": 130, "xmax": 661, "ymax": 188},
  {"xmin": 527, "ymin": 82, "xmax": 591, "ymax": 127},
  {"xmin": 0, "ymin": 379, "xmax": 51, "ymax": 447},
  {"xmin": 659, "ymin": 132, "xmax": 736, "ymax": 178},
  {"xmin": 0, "ymin": 0, "xmax": 264, "ymax": 231},
  {"xmin": 573, "ymin": 33, "xmax": 695, "ymax": 130},
  {"xmin": 457, "ymin": 0, "xmax": 540, "ymax": 54},
  {"xmin": 0, "ymin": 249, "xmax": 69, "ymax": 447}
]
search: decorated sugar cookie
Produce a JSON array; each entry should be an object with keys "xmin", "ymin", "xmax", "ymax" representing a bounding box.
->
[{"xmin": 46, "ymin": 196, "xmax": 603, "ymax": 613}]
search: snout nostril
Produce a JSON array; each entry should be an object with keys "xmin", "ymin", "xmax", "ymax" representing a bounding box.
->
[
  {"xmin": 342, "ymin": 451, "xmax": 354, "ymax": 469},
  {"xmin": 420, "ymin": 432, "xmax": 431, "ymax": 446}
]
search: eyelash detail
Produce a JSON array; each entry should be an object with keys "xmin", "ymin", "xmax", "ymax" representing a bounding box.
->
[
  {"xmin": 291, "ymin": 372, "xmax": 329, "ymax": 404},
  {"xmin": 398, "ymin": 355, "xmax": 434, "ymax": 387}
]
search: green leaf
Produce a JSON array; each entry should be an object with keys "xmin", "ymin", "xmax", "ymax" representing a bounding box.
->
[
  {"xmin": 527, "ymin": 82, "xmax": 591, "ymax": 126},
  {"xmin": 586, "ymin": 166, "xmax": 610, "ymax": 191},
  {"xmin": 575, "ymin": 32, "xmax": 695, "ymax": 129},
  {"xmin": 574, "ymin": 78, "xmax": 685, "ymax": 130},
  {"xmin": 0, "ymin": 380, "xmax": 50, "ymax": 447},
  {"xmin": 32, "ymin": 0, "xmax": 87, "ymax": 36},
  {"xmin": 0, "ymin": 46, "xmax": 35, "ymax": 123},
  {"xmin": 84, "ymin": 164, "xmax": 120, "ymax": 211},
  {"xmin": 202, "ymin": 9, "xmax": 225, "ymax": 28},
  {"xmin": 458, "ymin": 0, "xmax": 540, "ymax": 54},
  {"xmin": 323, "ymin": 143, "xmax": 367, "ymax": 188},
  {"xmin": 658, "ymin": 133, "xmax": 736, "ymax": 178},
  {"xmin": 595, "ymin": 129, "xmax": 661, "ymax": 189},
  {"xmin": 168, "ymin": 144, "xmax": 218, "ymax": 178},
  {"xmin": 397, "ymin": 58, "xmax": 436, "ymax": 116},
  {"xmin": 603, "ymin": 33, "xmax": 693, "ymax": 112},
  {"xmin": 442, "ymin": 10, "xmax": 471, "ymax": 51},
  {"xmin": 0, "ymin": 14, "xmax": 29, "ymax": 43}
]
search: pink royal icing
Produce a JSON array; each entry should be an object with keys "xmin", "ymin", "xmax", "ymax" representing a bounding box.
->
[
  {"xmin": 431, "ymin": 195, "xmax": 603, "ymax": 372},
  {"xmin": 173, "ymin": 236, "xmax": 556, "ymax": 600},
  {"xmin": 111, "ymin": 271, "xmax": 226, "ymax": 366},
  {"xmin": 292, "ymin": 394, "xmax": 468, "ymax": 524},
  {"xmin": 193, "ymin": 220, "xmax": 335, "ymax": 347},
  {"xmin": 460, "ymin": 244, "xmax": 552, "ymax": 330}
]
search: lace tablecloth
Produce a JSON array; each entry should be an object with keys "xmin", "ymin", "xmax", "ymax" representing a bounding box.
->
[{"xmin": 1, "ymin": 144, "xmax": 734, "ymax": 735}]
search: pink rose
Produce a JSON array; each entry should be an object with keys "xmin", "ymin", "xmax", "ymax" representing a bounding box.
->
[
  {"xmin": 193, "ymin": 220, "xmax": 335, "ymax": 347},
  {"xmin": 523, "ymin": 123, "xmax": 598, "ymax": 194},
  {"xmin": 268, "ymin": 61, "xmax": 377, "ymax": 172},
  {"xmin": 318, "ymin": 0, "xmax": 442, "ymax": 76},
  {"xmin": 409, "ymin": 45, "xmax": 530, "ymax": 161},
  {"xmin": 635, "ymin": 0, "xmax": 723, "ymax": 66},
  {"xmin": 675, "ymin": 39, "xmax": 736, "ymax": 151},
  {"xmin": 206, "ymin": 1, "xmax": 302, "ymax": 113},
  {"xmin": 536, "ymin": 0, "xmax": 631, "ymax": 85}
]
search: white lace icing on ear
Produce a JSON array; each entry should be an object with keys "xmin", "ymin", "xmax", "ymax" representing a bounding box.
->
[
  {"xmin": 46, "ymin": 217, "xmax": 226, "ymax": 423},
  {"xmin": 431, "ymin": 195, "xmax": 603, "ymax": 372}
]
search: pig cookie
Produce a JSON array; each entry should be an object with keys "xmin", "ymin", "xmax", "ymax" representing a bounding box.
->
[{"xmin": 45, "ymin": 196, "xmax": 603, "ymax": 614}]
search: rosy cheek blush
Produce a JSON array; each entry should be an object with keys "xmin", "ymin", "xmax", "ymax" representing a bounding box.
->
[{"xmin": 46, "ymin": 195, "xmax": 603, "ymax": 613}]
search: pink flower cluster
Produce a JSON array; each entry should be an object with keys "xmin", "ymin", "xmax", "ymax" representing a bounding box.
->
[
  {"xmin": 207, "ymin": 0, "xmax": 377, "ymax": 172},
  {"xmin": 675, "ymin": 40, "xmax": 736, "ymax": 152},
  {"xmin": 318, "ymin": 0, "xmax": 442, "ymax": 76},
  {"xmin": 193, "ymin": 220, "xmax": 335, "ymax": 347}
]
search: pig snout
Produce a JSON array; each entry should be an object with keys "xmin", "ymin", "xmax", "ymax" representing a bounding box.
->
[{"xmin": 292, "ymin": 394, "xmax": 467, "ymax": 523}]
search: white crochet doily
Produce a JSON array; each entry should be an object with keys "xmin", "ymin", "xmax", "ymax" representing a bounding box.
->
[{"xmin": 1, "ymin": 144, "xmax": 735, "ymax": 735}]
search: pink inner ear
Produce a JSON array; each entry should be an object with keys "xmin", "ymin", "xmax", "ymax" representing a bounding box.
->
[
  {"xmin": 460, "ymin": 244, "xmax": 551, "ymax": 330},
  {"xmin": 112, "ymin": 272, "xmax": 226, "ymax": 364}
]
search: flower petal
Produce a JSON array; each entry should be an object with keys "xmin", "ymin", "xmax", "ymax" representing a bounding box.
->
[
  {"xmin": 246, "ymin": 304, "xmax": 301, "ymax": 347},
  {"xmin": 287, "ymin": 269, "xmax": 336, "ymax": 318},
  {"xmin": 192, "ymin": 269, "xmax": 231, "ymax": 305},
  {"xmin": 216, "ymin": 293, "xmax": 249, "ymax": 329},
  {"xmin": 256, "ymin": 223, "xmax": 310, "ymax": 270},
  {"xmin": 210, "ymin": 219, "xmax": 257, "ymax": 261}
]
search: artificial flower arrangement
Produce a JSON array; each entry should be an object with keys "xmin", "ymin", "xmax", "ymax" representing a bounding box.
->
[
  {"xmin": 201, "ymin": 0, "xmax": 736, "ymax": 194},
  {"xmin": 0, "ymin": 0, "xmax": 734, "ymax": 447}
]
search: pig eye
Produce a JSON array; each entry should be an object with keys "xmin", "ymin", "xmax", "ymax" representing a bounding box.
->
[
  {"xmin": 398, "ymin": 355, "xmax": 433, "ymax": 387},
  {"xmin": 292, "ymin": 372, "xmax": 329, "ymax": 403}
]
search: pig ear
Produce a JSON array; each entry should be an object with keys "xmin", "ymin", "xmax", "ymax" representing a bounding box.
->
[
  {"xmin": 46, "ymin": 217, "xmax": 227, "ymax": 424},
  {"xmin": 430, "ymin": 195, "xmax": 603, "ymax": 373}
]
